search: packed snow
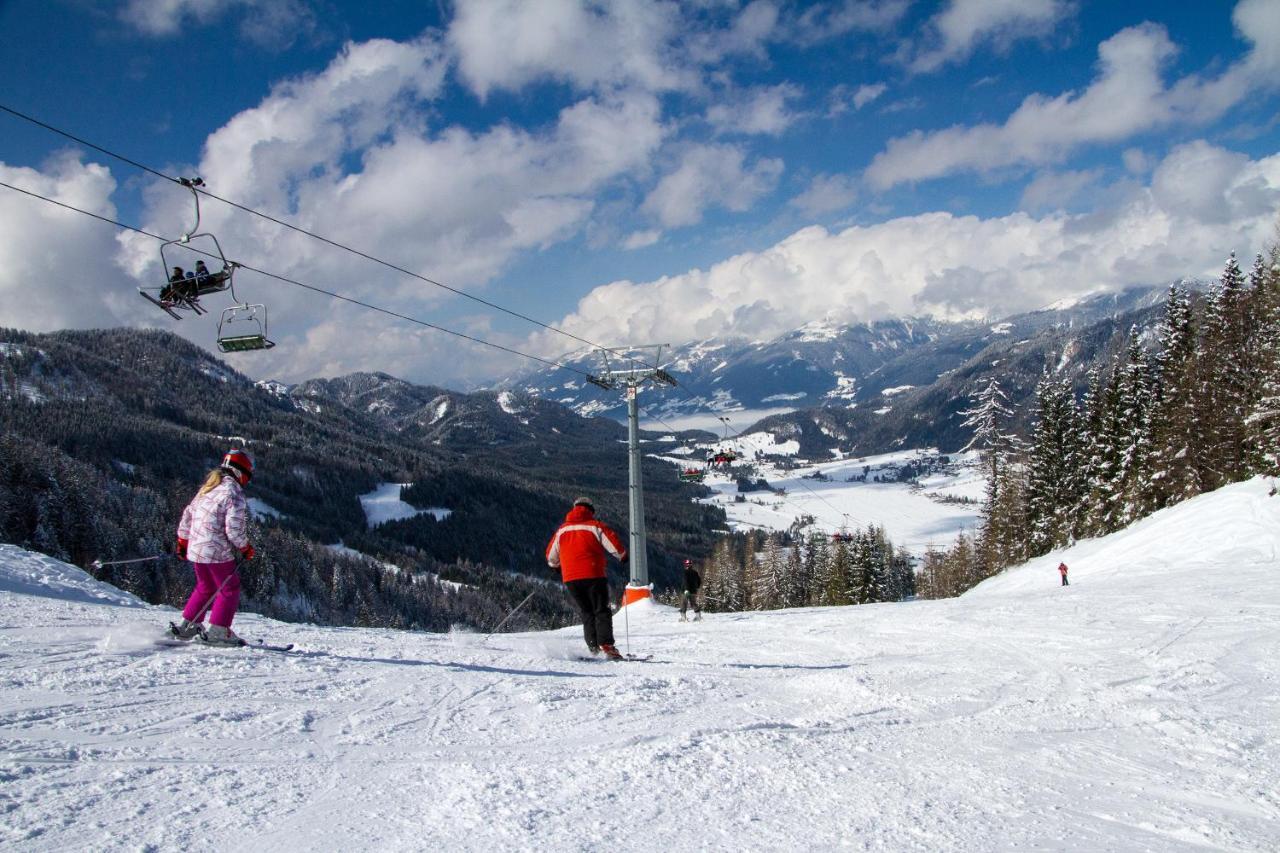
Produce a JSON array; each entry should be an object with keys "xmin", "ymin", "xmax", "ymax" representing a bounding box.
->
[
  {"xmin": 2, "ymin": 479, "xmax": 1278, "ymax": 850},
  {"xmin": 358, "ymin": 483, "xmax": 452, "ymax": 528}
]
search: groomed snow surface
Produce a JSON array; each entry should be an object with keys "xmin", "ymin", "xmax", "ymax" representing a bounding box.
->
[{"xmin": 3, "ymin": 479, "xmax": 1279, "ymax": 851}]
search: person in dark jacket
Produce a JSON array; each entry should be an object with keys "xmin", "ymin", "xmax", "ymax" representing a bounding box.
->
[
  {"xmin": 546, "ymin": 497, "xmax": 627, "ymax": 659},
  {"xmin": 680, "ymin": 559, "xmax": 702, "ymax": 621},
  {"xmin": 1058, "ymin": 562, "xmax": 1069, "ymax": 586}
]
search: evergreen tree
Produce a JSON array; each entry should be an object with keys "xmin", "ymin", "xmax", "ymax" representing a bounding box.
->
[
  {"xmin": 1195, "ymin": 254, "xmax": 1250, "ymax": 490},
  {"xmin": 1025, "ymin": 373, "xmax": 1080, "ymax": 553},
  {"xmin": 1147, "ymin": 286, "xmax": 1199, "ymax": 508},
  {"xmin": 1245, "ymin": 253, "xmax": 1280, "ymax": 478},
  {"xmin": 754, "ymin": 534, "xmax": 787, "ymax": 610}
]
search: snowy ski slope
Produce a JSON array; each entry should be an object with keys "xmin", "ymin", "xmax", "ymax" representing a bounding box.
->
[{"xmin": 1, "ymin": 479, "xmax": 1278, "ymax": 851}]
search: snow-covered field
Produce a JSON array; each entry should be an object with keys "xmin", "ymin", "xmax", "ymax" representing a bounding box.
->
[
  {"xmin": 358, "ymin": 482, "xmax": 452, "ymax": 528},
  {"xmin": 693, "ymin": 448, "xmax": 985, "ymax": 552},
  {"xmin": 2, "ymin": 479, "xmax": 1279, "ymax": 851}
]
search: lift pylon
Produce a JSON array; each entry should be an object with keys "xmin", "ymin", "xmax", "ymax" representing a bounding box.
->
[{"xmin": 588, "ymin": 345, "xmax": 678, "ymax": 606}]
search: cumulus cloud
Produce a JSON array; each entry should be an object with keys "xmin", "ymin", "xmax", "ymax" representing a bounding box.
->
[
  {"xmin": 119, "ymin": 0, "xmax": 318, "ymax": 48},
  {"xmin": 904, "ymin": 0, "xmax": 1074, "ymax": 74},
  {"xmin": 0, "ymin": 153, "xmax": 139, "ymax": 332},
  {"xmin": 640, "ymin": 144, "xmax": 784, "ymax": 228},
  {"xmin": 867, "ymin": 1, "xmax": 1280, "ymax": 190},
  {"xmin": 105, "ymin": 34, "xmax": 668, "ymax": 384},
  {"xmin": 538, "ymin": 142, "xmax": 1280, "ymax": 351},
  {"xmin": 707, "ymin": 84, "xmax": 804, "ymax": 136},
  {"xmin": 790, "ymin": 173, "xmax": 859, "ymax": 217},
  {"xmin": 447, "ymin": 0, "xmax": 689, "ymax": 98},
  {"xmin": 1019, "ymin": 168, "xmax": 1103, "ymax": 211}
]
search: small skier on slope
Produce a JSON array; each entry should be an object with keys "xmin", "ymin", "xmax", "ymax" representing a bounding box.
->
[
  {"xmin": 546, "ymin": 497, "xmax": 627, "ymax": 660},
  {"xmin": 1058, "ymin": 561, "xmax": 1069, "ymax": 586},
  {"xmin": 679, "ymin": 559, "xmax": 702, "ymax": 622},
  {"xmin": 168, "ymin": 450, "xmax": 257, "ymax": 646}
]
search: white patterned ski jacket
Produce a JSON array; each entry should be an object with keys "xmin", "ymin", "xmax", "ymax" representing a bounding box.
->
[{"xmin": 177, "ymin": 476, "xmax": 250, "ymax": 564}]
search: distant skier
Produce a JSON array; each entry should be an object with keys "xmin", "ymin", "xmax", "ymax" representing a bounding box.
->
[
  {"xmin": 1058, "ymin": 561, "xmax": 1069, "ymax": 586},
  {"xmin": 169, "ymin": 449, "xmax": 257, "ymax": 646},
  {"xmin": 679, "ymin": 559, "xmax": 702, "ymax": 621},
  {"xmin": 546, "ymin": 497, "xmax": 627, "ymax": 660}
]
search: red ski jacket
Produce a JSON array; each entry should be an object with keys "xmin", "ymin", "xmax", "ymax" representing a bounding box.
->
[{"xmin": 546, "ymin": 506, "xmax": 626, "ymax": 582}]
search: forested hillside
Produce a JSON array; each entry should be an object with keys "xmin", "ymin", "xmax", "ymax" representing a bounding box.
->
[{"xmin": 0, "ymin": 329, "xmax": 725, "ymax": 631}]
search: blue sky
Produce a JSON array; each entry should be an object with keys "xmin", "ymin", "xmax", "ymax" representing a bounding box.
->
[{"xmin": 1, "ymin": 0, "xmax": 1278, "ymax": 388}]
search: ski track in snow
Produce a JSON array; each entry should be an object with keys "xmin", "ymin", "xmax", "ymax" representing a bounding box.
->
[{"xmin": 2, "ymin": 480, "xmax": 1280, "ymax": 851}]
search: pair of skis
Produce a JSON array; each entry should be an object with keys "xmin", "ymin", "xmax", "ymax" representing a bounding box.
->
[{"xmin": 164, "ymin": 622, "xmax": 294, "ymax": 653}]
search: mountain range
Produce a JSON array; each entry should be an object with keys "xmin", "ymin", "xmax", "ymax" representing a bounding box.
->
[{"xmin": 513, "ymin": 283, "xmax": 1194, "ymax": 457}]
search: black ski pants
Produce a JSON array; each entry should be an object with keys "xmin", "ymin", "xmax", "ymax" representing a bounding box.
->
[
  {"xmin": 680, "ymin": 590, "xmax": 701, "ymax": 615},
  {"xmin": 566, "ymin": 577, "xmax": 614, "ymax": 648}
]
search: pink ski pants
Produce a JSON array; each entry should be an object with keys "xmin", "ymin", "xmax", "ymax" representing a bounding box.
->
[{"xmin": 181, "ymin": 560, "xmax": 241, "ymax": 628}]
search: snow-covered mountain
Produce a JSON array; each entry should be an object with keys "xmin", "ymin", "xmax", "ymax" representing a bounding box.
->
[
  {"xmin": 3, "ymin": 477, "xmax": 1276, "ymax": 850},
  {"xmin": 512, "ymin": 284, "xmax": 1189, "ymax": 443},
  {"xmin": 291, "ymin": 371, "xmax": 625, "ymax": 449}
]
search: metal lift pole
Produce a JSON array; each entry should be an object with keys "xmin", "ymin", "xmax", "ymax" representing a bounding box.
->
[
  {"xmin": 625, "ymin": 384, "xmax": 649, "ymax": 590},
  {"xmin": 587, "ymin": 345, "xmax": 677, "ymax": 606}
]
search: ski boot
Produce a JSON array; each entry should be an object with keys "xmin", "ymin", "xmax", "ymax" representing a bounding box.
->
[
  {"xmin": 168, "ymin": 619, "xmax": 202, "ymax": 640},
  {"xmin": 693, "ymin": 611, "xmax": 702, "ymax": 622},
  {"xmin": 599, "ymin": 644, "xmax": 624, "ymax": 661},
  {"xmin": 586, "ymin": 643, "xmax": 600, "ymax": 657},
  {"xmin": 200, "ymin": 625, "xmax": 247, "ymax": 647}
]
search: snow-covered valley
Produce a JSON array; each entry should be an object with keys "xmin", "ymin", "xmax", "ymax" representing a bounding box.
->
[{"xmin": 2, "ymin": 479, "xmax": 1278, "ymax": 851}]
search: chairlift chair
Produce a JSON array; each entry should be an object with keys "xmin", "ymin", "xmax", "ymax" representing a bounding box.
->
[
  {"xmin": 217, "ymin": 303, "xmax": 275, "ymax": 353},
  {"xmin": 679, "ymin": 467, "xmax": 706, "ymax": 484},
  {"xmin": 808, "ymin": 532, "xmax": 829, "ymax": 545},
  {"xmin": 138, "ymin": 177, "xmax": 236, "ymax": 318}
]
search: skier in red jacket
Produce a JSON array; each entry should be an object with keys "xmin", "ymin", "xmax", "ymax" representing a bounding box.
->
[
  {"xmin": 1058, "ymin": 562, "xmax": 1069, "ymax": 586},
  {"xmin": 546, "ymin": 497, "xmax": 627, "ymax": 659}
]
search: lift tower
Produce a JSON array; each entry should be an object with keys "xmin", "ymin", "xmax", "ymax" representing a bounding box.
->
[{"xmin": 586, "ymin": 345, "xmax": 678, "ymax": 605}]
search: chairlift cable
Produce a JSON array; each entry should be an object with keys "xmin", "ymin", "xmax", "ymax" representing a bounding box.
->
[
  {"xmin": 0, "ymin": 179, "xmax": 593, "ymax": 377},
  {"xmin": 0, "ymin": 103, "xmax": 655, "ymax": 371}
]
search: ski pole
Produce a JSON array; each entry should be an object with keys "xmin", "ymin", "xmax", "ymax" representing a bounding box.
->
[
  {"xmin": 482, "ymin": 591, "xmax": 536, "ymax": 644},
  {"xmin": 188, "ymin": 570, "xmax": 237, "ymax": 625},
  {"xmin": 622, "ymin": 589, "xmax": 630, "ymax": 655},
  {"xmin": 184, "ymin": 557, "xmax": 244, "ymax": 626},
  {"xmin": 91, "ymin": 555, "xmax": 167, "ymax": 569}
]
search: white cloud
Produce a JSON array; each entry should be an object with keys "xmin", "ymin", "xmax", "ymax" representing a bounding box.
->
[
  {"xmin": 107, "ymin": 35, "xmax": 668, "ymax": 385},
  {"xmin": 640, "ymin": 144, "xmax": 784, "ymax": 228},
  {"xmin": 868, "ymin": 24, "xmax": 1178, "ymax": 188},
  {"xmin": 447, "ymin": 0, "xmax": 689, "ymax": 98},
  {"xmin": 707, "ymin": 84, "xmax": 804, "ymax": 136},
  {"xmin": 119, "ymin": 0, "xmax": 318, "ymax": 48},
  {"xmin": 1019, "ymin": 168, "xmax": 1103, "ymax": 211},
  {"xmin": 790, "ymin": 173, "xmax": 859, "ymax": 217},
  {"xmin": 539, "ymin": 143, "xmax": 1280, "ymax": 349},
  {"xmin": 868, "ymin": 1, "xmax": 1280, "ymax": 190},
  {"xmin": 1122, "ymin": 148, "xmax": 1152, "ymax": 175},
  {"xmin": 790, "ymin": 0, "xmax": 910, "ymax": 45},
  {"xmin": 827, "ymin": 82, "xmax": 887, "ymax": 116},
  {"xmin": 905, "ymin": 0, "xmax": 1074, "ymax": 74},
  {"xmin": 0, "ymin": 153, "xmax": 138, "ymax": 332},
  {"xmin": 622, "ymin": 230, "xmax": 661, "ymax": 250}
]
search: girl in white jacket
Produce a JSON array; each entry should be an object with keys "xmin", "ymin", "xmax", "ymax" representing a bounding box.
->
[{"xmin": 169, "ymin": 450, "xmax": 255, "ymax": 645}]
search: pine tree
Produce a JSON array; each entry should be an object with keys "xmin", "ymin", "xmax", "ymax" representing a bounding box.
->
[
  {"xmin": 781, "ymin": 541, "xmax": 808, "ymax": 608},
  {"xmin": 754, "ymin": 534, "xmax": 786, "ymax": 610},
  {"xmin": 1147, "ymin": 286, "xmax": 1199, "ymax": 508},
  {"xmin": 1025, "ymin": 372, "xmax": 1080, "ymax": 554},
  {"xmin": 1195, "ymin": 254, "xmax": 1250, "ymax": 490},
  {"xmin": 1245, "ymin": 252, "xmax": 1280, "ymax": 478}
]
